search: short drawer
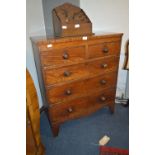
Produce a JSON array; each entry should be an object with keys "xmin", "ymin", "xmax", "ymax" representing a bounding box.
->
[
  {"xmin": 40, "ymin": 46, "xmax": 85, "ymax": 67},
  {"xmin": 43, "ymin": 63, "xmax": 89, "ymax": 85},
  {"xmin": 46, "ymin": 71, "xmax": 117, "ymax": 104},
  {"xmin": 88, "ymin": 56, "xmax": 119, "ymax": 75},
  {"xmin": 48, "ymin": 88, "xmax": 116, "ymax": 123},
  {"xmin": 88, "ymin": 41, "xmax": 120, "ymax": 59}
]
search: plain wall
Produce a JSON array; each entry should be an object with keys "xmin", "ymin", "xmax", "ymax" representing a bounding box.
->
[
  {"xmin": 42, "ymin": 0, "xmax": 80, "ymax": 36},
  {"xmin": 26, "ymin": 0, "xmax": 46, "ymax": 107},
  {"xmin": 80, "ymin": 0, "xmax": 129, "ymax": 97}
]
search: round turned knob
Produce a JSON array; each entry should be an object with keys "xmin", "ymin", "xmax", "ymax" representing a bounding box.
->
[
  {"xmin": 27, "ymin": 120, "xmax": 30, "ymax": 125},
  {"xmin": 65, "ymin": 89, "xmax": 72, "ymax": 95},
  {"xmin": 68, "ymin": 107, "xmax": 73, "ymax": 113},
  {"xmin": 63, "ymin": 52, "xmax": 69, "ymax": 59},
  {"xmin": 100, "ymin": 80, "xmax": 106, "ymax": 85},
  {"xmin": 103, "ymin": 47, "xmax": 109, "ymax": 53},
  {"xmin": 64, "ymin": 71, "xmax": 71, "ymax": 77},
  {"xmin": 101, "ymin": 63, "xmax": 108, "ymax": 68},
  {"xmin": 100, "ymin": 96, "xmax": 106, "ymax": 102}
]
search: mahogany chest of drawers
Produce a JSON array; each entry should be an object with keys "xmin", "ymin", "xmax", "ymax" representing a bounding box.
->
[{"xmin": 31, "ymin": 33, "xmax": 123, "ymax": 137}]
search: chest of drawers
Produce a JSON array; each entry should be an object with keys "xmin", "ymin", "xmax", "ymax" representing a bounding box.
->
[{"xmin": 31, "ymin": 33, "xmax": 123, "ymax": 137}]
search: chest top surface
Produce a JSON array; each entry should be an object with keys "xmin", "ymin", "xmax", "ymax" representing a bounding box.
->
[{"xmin": 31, "ymin": 32, "xmax": 123, "ymax": 45}]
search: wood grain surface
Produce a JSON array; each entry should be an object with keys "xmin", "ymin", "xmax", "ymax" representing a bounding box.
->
[{"xmin": 31, "ymin": 33, "xmax": 123, "ymax": 136}]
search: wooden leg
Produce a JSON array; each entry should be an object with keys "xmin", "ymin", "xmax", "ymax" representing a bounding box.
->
[
  {"xmin": 52, "ymin": 124, "xmax": 60, "ymax": 137},
  {"xmin": 37, "ymin": 143, "xmax": 45, "ymax": 155},
  {"xmin": 46, "ymin": 110, "xmax": 60, "ymax": 137},
  {"xmin": 108, "ymin": 104, "xmax": 115, "ymax": 114}
]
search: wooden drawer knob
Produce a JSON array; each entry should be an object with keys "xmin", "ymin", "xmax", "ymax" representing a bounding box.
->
[
  {"xmin": 100, "ymin": 80, "xmax": 106, "ymax": 85},
  {"xmin": 67, "ymin": 107, "xmax": 73, "ymax": 113},
  {"xmin": 27, "ymin": 120, "xmax": 30, "ymax": 125},
  {"xmin": 100, "ymin": 96, "xmax": 106, "ymax": 102},
  {"xmin": 103, "ymin": 47, "xmax": 109, "ymax": 53},
  {"xmin": 64, "ymin": 71, "xmax": 71, "ymax": 77},
  {"xmin": 63, "ymin": 52, "xmax": 69, "ymax": 59},
  {"xmin": 101, "ymin": 63, "xmax": 108, "ymax": 68},
  {"xmin": 65, "ymin": 89, "xmax": 72, "ymax": 95}
]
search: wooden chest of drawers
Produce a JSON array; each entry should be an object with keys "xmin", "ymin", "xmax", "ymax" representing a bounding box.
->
[{"xmin": 31, "ymin": 33, "xmax": 123, "ymax": 137}]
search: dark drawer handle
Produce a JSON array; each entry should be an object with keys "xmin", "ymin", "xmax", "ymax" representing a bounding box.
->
[
  {"xmin": 27, "ymin": 120, "xmax": 30, "ymax": 125},
  {"xmin": 64, "ymin": 71, "xmax": 71, "ymax": 77},
  {"xmin": 103, "ymin": 47, "xmax": 109, "ymax": 53},
  {"xmin": 101, "ymin": 63, "xmax": 108, "ymax": 68},
  {"xmin": 100, "ymin": 96, "xmax": 106, "ymax": 102},
  {"xmin": 100, "ymin": 80, "xmax": 106, "ymax": 85},
  {"xmin": 65, "ymin": 89, "xmax": 72, "ymax": 95},
  {"xmin": 63, "ymin": 52, "xmax": 69, "ymax": 59},
  {"xmin": 67, "ymin": 107, "xmax": 73, "ymax": 113}
]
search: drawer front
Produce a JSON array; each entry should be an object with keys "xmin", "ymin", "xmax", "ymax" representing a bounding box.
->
[
  {"xmin": 88, "ymin": 41, "xmax": 120, "ymax": 59},
  {"xmin": 85, "ymin": 71, "xmax": 118, "ymax": 92},
  {"xmin": 88, "ymin": 56, "xmax": 119, "ymax": 75},
  {"xmin": 46, "ymin": 71, "xmax": 117, "ymax": 104},
  {"xmin": 49, "ymin": 88, "xmax": 116, "ymax": 123},
  {"xmin": 40, "ymin": 46, "xmax": 85, "ymax": 67},
  {"xmin": 44, "ymin": 63, "xmax": 89, "ymax": 85},
  {"xmin": 46, "ymin": 80, "xmax": 85, "ymax": 104}
]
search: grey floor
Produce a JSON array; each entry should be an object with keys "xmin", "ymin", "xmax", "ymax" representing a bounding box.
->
[{"xmin": 40, "ymin": 104, "xmax": 129, "ymax": 155}]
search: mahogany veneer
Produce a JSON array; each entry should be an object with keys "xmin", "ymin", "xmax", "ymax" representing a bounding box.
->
[{"xmin": 31, "ymin": 33, "xmax": 123, "ymax": 137}]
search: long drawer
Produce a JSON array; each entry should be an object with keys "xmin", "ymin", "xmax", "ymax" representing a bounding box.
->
[
  {"xmin": 46, "ymin": 71, "xmax": 118, "ymax": 104},
  {"xmin": 43, "ymin": 56, "xmax": 119, "ymax": 86},
  {"xmin": 48, "ymin": 88, "xmax": 116, "ymax": 123}
]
